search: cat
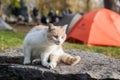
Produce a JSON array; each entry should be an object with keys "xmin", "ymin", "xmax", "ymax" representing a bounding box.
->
[{"xmin": 23, "ymin": 23, "xmax": 80, "ymax": 69}]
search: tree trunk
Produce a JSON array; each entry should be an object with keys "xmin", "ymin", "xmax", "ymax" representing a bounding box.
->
[
  {"xmin": 119, "ymin": 0, "xmax": 120, "ymax": 14},
  {"xmin": 86, "ymin": 0, "xmax": 90, "ymax": 12},
  {"xmin": 0, "ymin": 0, "xmax": 2, "ymax": 17},
  {"xmin": 104, "ymin": 0, "xmax": 114, "ymax": 10}
]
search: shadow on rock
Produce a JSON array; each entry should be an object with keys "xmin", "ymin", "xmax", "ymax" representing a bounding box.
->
[
  {"xmin": 0, "ymin": 56, "xmax": 23, "ymax": 64},
  {"xmin": 0, "ymin": 64, "xmax": 96, "ymax": 80}
]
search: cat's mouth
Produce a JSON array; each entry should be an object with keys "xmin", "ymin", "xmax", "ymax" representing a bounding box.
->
[{"xmin": 55, "ymin": 41, "xmax": 60, "ymax": 45}]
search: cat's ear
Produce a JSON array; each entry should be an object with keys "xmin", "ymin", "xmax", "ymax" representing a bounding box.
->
[
  {"xmin": 62, "ymin": 24, "xmax": 68, "ymax": 32},
  {"xmin": 48, "ymin": 23, "xmax": 55, "ymax": 32}
]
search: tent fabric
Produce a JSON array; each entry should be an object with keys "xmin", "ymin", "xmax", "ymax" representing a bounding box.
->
[
  {"xmin": 67, "ymin": 14, "xmax": 82, "ymax": 33},
  {"xmin": 54, "ymin": 14, "xmax": 75, "ymax": 26},
  {"xmin": 0, "ymin": 18, "xmax": 13, "ymax": 30},
  {"xmin": 54, "ymin": 13, "xmax": 82, "ymax": 33},
  {"xmin": 67, "ymin": 8, "xmax": 120, "ymax": 46}
]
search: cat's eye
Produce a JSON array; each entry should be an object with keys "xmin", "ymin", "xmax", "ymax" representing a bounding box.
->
[{"xmin": 54, "ymin": 35, "xmax": 58, "ymax": 38}]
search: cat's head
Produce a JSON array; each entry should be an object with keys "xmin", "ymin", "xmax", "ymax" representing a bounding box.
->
[{"xmin": 47, "ymin": 24, "xmax": 67, "ymax": 45}]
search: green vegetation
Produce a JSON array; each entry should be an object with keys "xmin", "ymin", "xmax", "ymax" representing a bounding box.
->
[
  {"xmin": 64, "ymin": 42, "xmax": 120, "ymax": 59},
  {"xmin": 0, "ymin": 25, "xmax": 119, "ymax": 59},
  {"xmin": 0, "ymin": 31, "xmax": 25, "ymax": 50}
]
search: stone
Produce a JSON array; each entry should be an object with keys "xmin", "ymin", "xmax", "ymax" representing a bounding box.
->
[{"xmin": 0, "ymin": 48, "xmax": 120, "ymax": 80}]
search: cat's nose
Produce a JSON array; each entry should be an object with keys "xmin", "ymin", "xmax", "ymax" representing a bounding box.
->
[
  {"xmin": 57, "ymin": 40, "xmax": 60, "ymax": 43},
  {"xmin": 55, "ymin": 41, "xmax": 60, "ymax": 45}
]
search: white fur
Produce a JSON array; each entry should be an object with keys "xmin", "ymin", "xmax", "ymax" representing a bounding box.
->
[{"xmin": 23, "ymin": 26, "xmax": 65, "ymax": 69}]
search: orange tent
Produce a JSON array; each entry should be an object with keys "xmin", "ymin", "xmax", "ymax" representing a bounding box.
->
[{"xmin": 67, "ymin": 8, "xmax": 120, "ymax": 46}]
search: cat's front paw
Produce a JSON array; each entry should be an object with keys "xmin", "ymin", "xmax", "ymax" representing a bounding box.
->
[
  {"xmin": 23, "ymin": 57, "xmax": 31, "ymax": 65},
  {"xmin": 49, "ymin": 62, "xmax": 57, "ymax": 69},
  {"xmin": 23, "ymin": 60, "xmax": 31, "ymax": 65},
  {"xmin": 41, "ymin": 61, "xmax": 50, "ymax": 68}
]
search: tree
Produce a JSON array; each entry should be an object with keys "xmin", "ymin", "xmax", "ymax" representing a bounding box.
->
[
  {"xmin": 0, "ymin": 0, "xmax": 2, "ymax": 17},
  {"xmin": 104, "ymin": 0, "xmax": 114, "ymax": 10},
  {"xmin": 104, "ymin": 0, "xmax": 120, "ymax": 13},
  {"xmin": 36, "ymin": 0, "xmax": 86, "ymax": 16},
  {"xmin": 86, "ymin": 0, "xmax": 90, "ymax": 11}
]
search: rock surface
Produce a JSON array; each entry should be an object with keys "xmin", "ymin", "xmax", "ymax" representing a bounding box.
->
[{"xmin": 0, "ymin": 48, "xmax": 120, "ymax": 80}]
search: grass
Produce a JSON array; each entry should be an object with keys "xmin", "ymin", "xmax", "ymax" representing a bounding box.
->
[
  {"xmin": 0, "ymin": 31, "xmax": 24, "ymax": 50},
  {"xmin": 0, "ymin": 24, "xmax": 120, "ymax": 59},
  {"xmin": 0, "ymin": 24, "xmax": 31, "ymax": 50},
  {"xmin": 64, "ymin": 42, "xmax": 120, "ymax": 59}
]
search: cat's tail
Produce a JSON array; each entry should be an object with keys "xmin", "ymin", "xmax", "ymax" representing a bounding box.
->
[{"xmin": 61, "ymin": 53, "xmax": 81, "ymax": 66}]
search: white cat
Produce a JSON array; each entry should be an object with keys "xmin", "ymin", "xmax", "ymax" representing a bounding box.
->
[{"xmin": 23, "ymin": 24, "xmax": 80, "ymax": 69}]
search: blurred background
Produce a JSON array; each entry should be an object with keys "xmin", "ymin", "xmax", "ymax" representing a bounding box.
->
[
  {"xmin": 0, "ymin": 0, "xmax": 120, "ymax": 59},
  {"xmin": 0, "ymin": 0, "xmax": 120, "ymax": 25}
]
